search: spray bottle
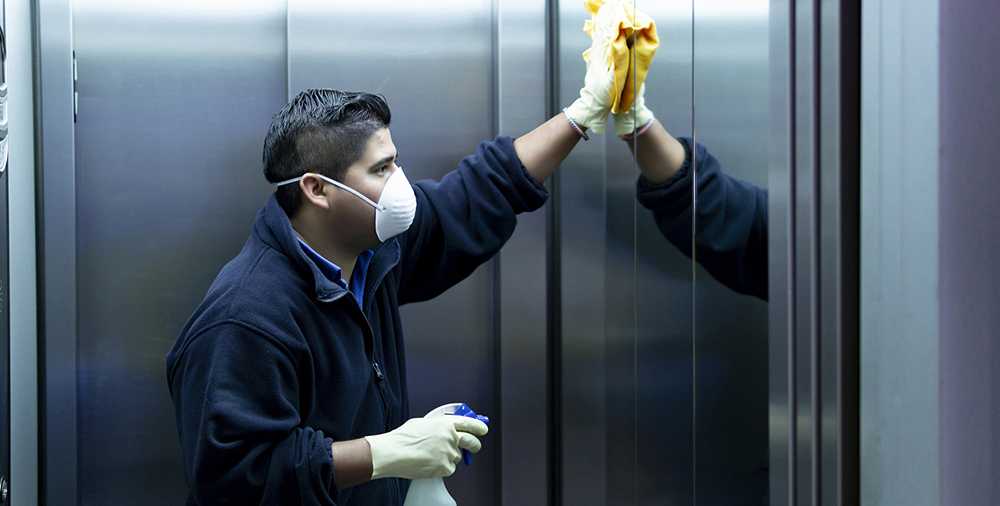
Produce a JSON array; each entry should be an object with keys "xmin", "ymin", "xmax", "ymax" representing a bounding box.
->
[{"xmin": 402, "ymin": 403, "xmax": 490, "ymax": 506}]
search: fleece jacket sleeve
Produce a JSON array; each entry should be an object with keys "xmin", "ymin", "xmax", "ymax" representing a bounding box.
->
[
  {"xmin": 169, "ymin": 321, "xmax": 338, "ymax": 506},
  {"xmin": 396, "ymin": 135, "xmax": 549, "ymax": 303},
  {"xmin": 636, "ymin": 137, "xmax": 769, "ymax": 300}
]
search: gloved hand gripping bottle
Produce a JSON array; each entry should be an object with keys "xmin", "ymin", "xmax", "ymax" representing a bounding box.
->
[{"xmin": 402, "ymin": 403, "xmax": 490, "ymax": 506}]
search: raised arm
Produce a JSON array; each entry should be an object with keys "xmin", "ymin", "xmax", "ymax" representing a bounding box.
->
[{"xmin": 513, "ymin": 112, "xmax": 585, "ymax": 184}]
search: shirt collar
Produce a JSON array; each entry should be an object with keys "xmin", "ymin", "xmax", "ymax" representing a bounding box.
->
[{"xmin": 296, "ymin": 237, "xmax": 347, "ymax": 290}]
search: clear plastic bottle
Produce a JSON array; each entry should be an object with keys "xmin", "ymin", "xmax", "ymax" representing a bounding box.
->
[{"xmin": 402, "ymin": 403, "xmax": 489, "ymax": 506}]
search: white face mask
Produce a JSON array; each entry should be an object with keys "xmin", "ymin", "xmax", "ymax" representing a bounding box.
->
[{"xmin": 277, "ymin": 168, "xmax": 417, "ymax": 242}]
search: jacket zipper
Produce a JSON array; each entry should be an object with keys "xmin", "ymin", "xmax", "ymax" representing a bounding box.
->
[
  {"xmin": 372, "ymin": 360, "xmax": 391, "ymax": 433},
  {"xmin": 322, "ymin": 266, "xmax": 396, "ymax": 438},
  {"xmin": 358, "ymin": 289, "xmax": 392, "ymax": 434}
]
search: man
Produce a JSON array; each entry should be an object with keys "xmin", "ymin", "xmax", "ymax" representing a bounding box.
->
[
  {"xmin": 166, "ymin": 5, "xmax": 642, "ymax": 501},
  {"xmin": 165, "ymin": 88, "xmax": 589, "ymax": 504}
]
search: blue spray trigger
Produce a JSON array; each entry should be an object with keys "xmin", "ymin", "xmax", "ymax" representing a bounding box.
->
[{"xmin": 449, "ymin": 403, "xmax": 489, "ymax": 466}]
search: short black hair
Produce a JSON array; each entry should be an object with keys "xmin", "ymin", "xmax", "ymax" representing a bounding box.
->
[{"xmin": 263, "ymin": 89, "xmax": 392, "ymax": 217}]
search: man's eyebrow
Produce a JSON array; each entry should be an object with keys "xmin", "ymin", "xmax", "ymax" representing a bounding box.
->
[{"xmin": 369, "ymin": 154, "xmax": 396, "ymax": 170}]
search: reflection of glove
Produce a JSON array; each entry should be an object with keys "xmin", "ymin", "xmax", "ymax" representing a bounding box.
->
[
  {"xmin": 614, "ymin": 83, "xmax": 655, "ymax": 136},
  {"xmin": 615, "ymin": 2, "xmax": 658, "ymax": 115},
  {"xmin": 365, "ymin": 414, "xmax": 489, "ymax": 480},
  {"xmin": 565, "ymin": 1, "xmax": 629, "ymax": 135}
]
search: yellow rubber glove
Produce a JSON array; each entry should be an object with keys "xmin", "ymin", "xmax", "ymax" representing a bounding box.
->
[
  {"xmin": 564, "ymin": 0, "xmax": 629, "ymax": 134},
  {"xmin": 365, "ymin": 413, "xmax": 488, "ymax": 480},
  {"xmin": 614, "ymin": 83, "xmax": 655, "ymax": 136}
]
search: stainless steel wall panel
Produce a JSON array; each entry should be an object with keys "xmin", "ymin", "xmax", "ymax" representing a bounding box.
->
[
  {"xmin": 496, "ymin": 1, "xmax": 549, "ymax": 505},
  {"xmin": 631, "ymin": 5, "xmax": 696, "ymax": 501},
  {"xmin": 559, "ymin": 1, "xmax": 700, "ymax": 503},
  {"xmin": 938, "ymin": 1, "xmax": 1000, "ymax": 504},
  {"xmin": 71, "ymin": 1, "xmax": 287, "ymax": 504},
  {"xmin": 37, "ymin": 0, "xmax": 77, "ymax": 504},
  {"xmin": 690, "ymin": 1, "xmax": 771, "ymax": 504},
  {"xmin": 602, "ymin": 135, "xmax": 639, "ymax": 506},
  {"xmin": 556, "ymin": 2, "xmax": 609, "ymax": 504},
  {"xmin": 289, "ymin": 0, "xmax": 497, "ymax": 181},
  {"xmin": 288, "ymin": 1, "xmax": 499, "ymax": 503},
  {"xmin": 860, "ymin": 0, "xmax": 941, "ymax": 504}
]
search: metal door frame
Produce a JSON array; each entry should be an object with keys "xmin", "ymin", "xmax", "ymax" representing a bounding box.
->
[{"xmin": 769, "ymin": 1, "xmax": 861, "ymax": 505}]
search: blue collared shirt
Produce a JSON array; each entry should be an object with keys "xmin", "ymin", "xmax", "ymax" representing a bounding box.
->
[{"xmin": 297, "ymin": 238, "xmax": 373, "ymax": 307}]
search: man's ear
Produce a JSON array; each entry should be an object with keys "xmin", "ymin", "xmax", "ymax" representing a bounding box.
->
[{"xmin": 299, "ymin": 174, "xmax": 331, "ymax": 210}]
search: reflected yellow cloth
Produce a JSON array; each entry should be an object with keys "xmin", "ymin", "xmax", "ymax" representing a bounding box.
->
[{"xmin": 581, "ymin": 0, "xmax": 658, "ymax": 114}]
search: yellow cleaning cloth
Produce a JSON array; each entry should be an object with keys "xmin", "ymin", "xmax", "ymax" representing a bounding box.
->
[{"xmin": 581, "ymin": 0, "xmax": 658, "ymax": 114}]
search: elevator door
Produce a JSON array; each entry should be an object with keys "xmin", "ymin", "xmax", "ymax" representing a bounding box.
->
[{"xmin": 71, "ymin": 1, "xmax": 287, "ymax": 503}]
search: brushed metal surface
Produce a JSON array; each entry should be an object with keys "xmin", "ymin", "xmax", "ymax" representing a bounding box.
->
[
  {"xmin": 860, "ymin": 1, "xmax": 942, "ymax": 504},
  {"xmin": 555, "ymin": 1, "xmax": 610, "ymax": 504},
  {"xmin": 71, "ymin": 1, "xmax": 287, "ymax": 503},
  {"xmin": 37, "ymin": 0, "xmax": 78, "ymax": 504},
  {"xmin": 629, "ymin": 3, "xmax": 699, "ymax": 504},
  {"xmin": 689, "ymin": 2, "xmax": 771, "ymax": 504},
  {"xmin": 769, "ymin": 0, "xmax": 793, "ymax": 504},
  {"xmin": 793, "ymin": 2, "xmax": 819, "ymax": 504},
  {"xmin": 495, "ymin": 2, "xmax": 549, "ymax": 505},
  {"xmin": 7, "ymin": 0, "xmax": 41, "ymax": 503}
]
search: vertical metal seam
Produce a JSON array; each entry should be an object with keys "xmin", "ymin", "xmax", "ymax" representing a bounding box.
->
[
  {"xmin": 690, "ymin": 3, "xmax": 698, "ymax": 504},
  {"xmin": 70, "ymin": 7, "xmax": 81, "ymax": 503},
  {"xmin": 30, "ymin": 0, "xmax": 47, "ymax": 501},
  {"xmin": 544, "ymin": 1, "xmax": 562, "ymax": 504},
  {"xmin": 788, "ymin": 1, "xmax": 798, "ymax": 504},
  {"xmin": 492, "ymin": 0, "xmax": 501, "ymax": 138},
  {"xmin": 837, "ymin": 2, "xmax": 862, "ymax": 502},
  {"xmin": 490, "ymin": 0, "xmax": 503, "ymax": 503},
  {"xmin": 285, "ymin": 0, "xmax": 291, "ymax": 102},
  {"xmin": 629, "ymin": 5, "xmax": 638, "ymax": 505},
  {"xmin": 811, "ymin": 1, "xmax": 822, "ymax": 504}
]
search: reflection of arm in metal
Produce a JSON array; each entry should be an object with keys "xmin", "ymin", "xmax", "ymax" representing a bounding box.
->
[
  {"xmin": 634, "ymin": 135, "xmax": 769, "ymax": 300},
  {"xmin": 626, "ymin": 119, "xmax": 687, "ymax": 183}
]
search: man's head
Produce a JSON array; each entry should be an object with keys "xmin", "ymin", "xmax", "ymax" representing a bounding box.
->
[{"xmin": 263, "ymin": 89, "xmax": 392, "ymax": 217}]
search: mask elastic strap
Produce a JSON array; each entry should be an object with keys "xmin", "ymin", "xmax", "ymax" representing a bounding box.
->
[{"xmin": 276, "ymin": 173, "xmax": 386, "ymax": 211}]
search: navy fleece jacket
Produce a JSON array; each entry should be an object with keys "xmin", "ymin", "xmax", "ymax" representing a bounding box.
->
[
  {"xmin": 636, "ymin": 137, "xmax": 769, "ymax": 300},
  {"xmin": 166, "ymin": 136, "xmax": 548, "ymax": 505}
]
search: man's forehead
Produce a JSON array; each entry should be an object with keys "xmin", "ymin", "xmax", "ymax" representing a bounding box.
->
[{"xmin": 359, "ymin": 128, "xmax": 396, "ymax": 162}]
